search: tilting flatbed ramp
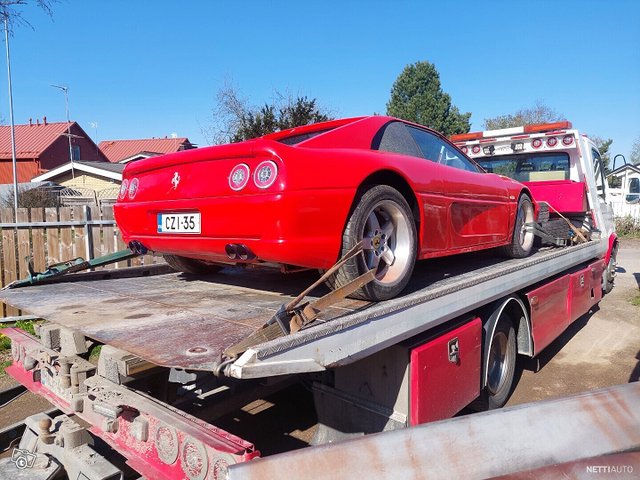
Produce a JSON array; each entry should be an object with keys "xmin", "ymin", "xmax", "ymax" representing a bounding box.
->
[{"xmin": 1, "ymin": 241, "xmax": 604, "ymax": 378}]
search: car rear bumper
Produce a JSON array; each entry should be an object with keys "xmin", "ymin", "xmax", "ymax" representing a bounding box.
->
[{"xmin": 114, "ymin": 189, "xmax": 353, "ymax": 270}]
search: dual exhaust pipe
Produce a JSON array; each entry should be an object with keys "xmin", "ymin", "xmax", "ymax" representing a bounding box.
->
[{"xmin": 225, "ymin": 243, "xmax": 255, "ymax": 261}]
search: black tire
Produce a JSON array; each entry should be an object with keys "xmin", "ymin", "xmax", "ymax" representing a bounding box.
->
[
  {"xmin": 602, "ymin": 247, "xmax": 617, "ymax": 294},
  {"xmin": 502, "ymin": 194, "xmax": 535, "ymax": 258},
  {"xmin": 475, "ymin": 317, "xmax": 517, "ymax": 410},
  {"xmin": 163, "ymin": 254, "xmax": 222, "ymax": 275},
  {"xmin": 327, "ymin": 185, "xmax": 417, "ymax": 301}
]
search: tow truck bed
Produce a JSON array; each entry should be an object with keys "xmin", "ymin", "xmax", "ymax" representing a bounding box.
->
[{"xmin": 0, "ymin": 241, "xmax": 604, "ymax": 378}]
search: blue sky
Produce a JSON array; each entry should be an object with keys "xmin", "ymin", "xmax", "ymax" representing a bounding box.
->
[{"xmin": 4, "ymin": 0, "xmax": 639, "ymax": 160}]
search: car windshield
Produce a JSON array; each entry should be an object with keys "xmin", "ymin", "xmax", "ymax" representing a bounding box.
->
[{"xmin": 478, "ymin": 152, "xmax": 570, "ymax": 182}]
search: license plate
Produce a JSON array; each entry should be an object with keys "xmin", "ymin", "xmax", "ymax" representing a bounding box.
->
[{"xmin": 157, "ymin": 213, "xmax": 201, "ymax": 234}]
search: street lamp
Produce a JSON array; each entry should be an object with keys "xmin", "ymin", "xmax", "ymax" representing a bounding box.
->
[
  {"xmin": 51, "ymin": 84, "xmax": 75, "ymax": 178},
  {"xmin": 3, "ymin": 9, "xmax": 19, "ymax": 218}
]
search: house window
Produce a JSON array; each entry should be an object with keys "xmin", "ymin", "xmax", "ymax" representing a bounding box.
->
[
  {"xmin": 72, "ymin": 145, "xmax": 81, "ymax": 161},
  {"xmin": 626, "ymin": 177, "xmax": 639, "ymax": 204}
]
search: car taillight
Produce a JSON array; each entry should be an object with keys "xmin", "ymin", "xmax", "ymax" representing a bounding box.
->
[
  {"xmin": 119, "ymin": 179, "xmax": 129, "ymax": 199},
  {"xmin": 229, "ymin": 163, "xmax": 250, "ymax": 191},
  {"xmin": 532, "ymin": 138, "xmax": 543, "ymax": 149},
  {"xmin": 128, "ymin": 178, "xmax": 139, "ymax": 199},
  {"xmin": 471, "ymin": 145, "xmax": 481, "ymax": 154},
  {"xmin": 562, "ymin": 135, "xmax": 574, "ymax": 146},
  {"xmin": 253, "ymin": 160, "xmax": 278, "ymax": 189},
  {"xmin": 546, "ymin": 137, "xmax": 558, "ymax": 148}
]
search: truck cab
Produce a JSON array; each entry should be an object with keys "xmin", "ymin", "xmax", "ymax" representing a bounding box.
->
[{"xmin": 451, "ymin": 121, "xmax": 618, "ymax": 290}]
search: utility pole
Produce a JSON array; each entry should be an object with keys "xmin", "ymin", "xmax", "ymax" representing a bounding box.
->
[
  {"xmin": 3, "ymin": 9, "xmax": 18, "ymax": 218},
  {"xmin": 51, "ymin": 84, "xmax": 74, "ymax": 178}
]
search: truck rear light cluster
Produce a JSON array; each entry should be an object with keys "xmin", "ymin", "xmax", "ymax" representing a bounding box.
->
[
  {"xmin": 562, "ymin": 135, "xmax": 574, "ymax": 146},
  {"xmin": 229, "ymin": 160, "xmax": 279, "ymax": 191},
  {"xmin": 532, "ymin": 138, "xmax": 543, "ymax": 149},
  {"xmin": 546, "ymin": 137, "xmax": 558, "ymax": 148},
  {"xmin": 472, "ymin": 145, "xmax": 481, "ymax": 154}
]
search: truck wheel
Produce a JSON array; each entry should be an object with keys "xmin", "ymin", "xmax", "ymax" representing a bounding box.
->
[
  {"xmin": 602, "ymin": 247, "xmax": 617, "ymax": 294},
  {"xmin": 503, "ymin": 193, "xmax": 534, "ymax": 258},
  {"xmin": 327, "ymin": 185, "xmax": 417, "ymax": 301},
  {"xmin": 163, "ymin": 255, "xmax": 222, "ymax": 275},
  {"xmin": 475, "ymin": 317, "xmax": 517, "ymax": 410}
]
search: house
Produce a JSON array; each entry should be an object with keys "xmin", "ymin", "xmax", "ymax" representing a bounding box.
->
[
  {"xmin": 606, "ymin": 163, "xmax": 640, "ymax": 218},
  {"xmin": 0, "ymin": 117, "xmax": 107, "ymax": 183},
  {"xmin": 31, "ymin": 161, "xmax": 124, "ymax": 204},
  {"xmin": 98, "ymin": 137, "xmax": 195, "ymax": 163}
]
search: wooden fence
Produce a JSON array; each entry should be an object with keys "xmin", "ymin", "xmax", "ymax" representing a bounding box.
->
[{"xmin": 0, "ymin": 205, "xmax": 160, "ymax": 317}]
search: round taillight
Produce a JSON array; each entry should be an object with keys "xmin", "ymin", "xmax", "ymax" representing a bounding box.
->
[
  {"xmin": 229, "ymin": 163, "xmax": 250, "ymax": 191},
  {"xmin": 546, "ymin": 137, "xmax": 558, "ymax": 148},
  {"xmin": 461, "ymin": 146, "xmax": 468, "ymax": 154},
  {"xmin": 562, "ymin": 135, "xmax": 573, "ymax": 146},
  {"xmin": 532, "ymin": 138, "xmax": 543, "ymax": 149},
  {"xmin": 128, "ymin": 178, "xmax": 139, "ymax": 199},
  {"xmin": 119, "ymin": 179, "xmax": 129, "ymax": 199},
  {"xmin": 253, "ymin": 160, "xmax": 278, "ymax": 189},
  {"xmin": 471, "ymin": 145, "xmax": 481, "ymax": 154}
]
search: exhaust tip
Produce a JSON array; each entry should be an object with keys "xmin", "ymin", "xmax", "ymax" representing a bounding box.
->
[{"xmin": 225, "ymin": 244, "xmax": 238, "ymax": 260}]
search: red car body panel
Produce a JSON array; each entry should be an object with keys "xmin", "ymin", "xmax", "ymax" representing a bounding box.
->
[{"xmin": 115, "ymin": 116, "xmax": 529, "ymax": 270}]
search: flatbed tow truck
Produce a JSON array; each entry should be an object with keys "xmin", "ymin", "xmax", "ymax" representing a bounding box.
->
[{"xmin": 0, "ymin": 122, "xmax": 637, "ymax": 479}]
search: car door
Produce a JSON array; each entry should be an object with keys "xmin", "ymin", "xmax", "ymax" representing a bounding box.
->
[{"xmin": 406, "ymin": 127, "xmax": 512, "ymax": 250}]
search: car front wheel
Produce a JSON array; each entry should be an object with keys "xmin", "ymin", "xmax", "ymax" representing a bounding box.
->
[
  {"xmin": 327, "ymin": 185, "xmax": 417, "ymax": 301},
  {"xmin": 503, "ymin": 193, "xmax": 535, "ymax": 258}
]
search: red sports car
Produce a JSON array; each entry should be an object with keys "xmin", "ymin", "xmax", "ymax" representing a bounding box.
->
[{"xmin": 114, "ymin": 116, "xmax": 535, "ymax": 301}]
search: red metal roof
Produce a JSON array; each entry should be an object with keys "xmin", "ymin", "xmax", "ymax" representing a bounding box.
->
[
  {"xmin": 0, "ymin": 121, "xmax": 73, "ymax": 160},
  {"xmin": 98, "ymin": 138, "xmax": 192, "ymax": 163},
  {"xmin": 0, "ymin": 160, "xmax": 41, "ymax": 183}
]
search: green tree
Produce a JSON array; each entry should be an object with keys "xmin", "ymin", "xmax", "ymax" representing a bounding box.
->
[
  {"xmin": 631, "ymin": 135, "xmax": 640, "ymax": 166},
  {"xmin": 590, "ymin": 136, "xmax": 613, "ymax": 172},
  {"xmin": 204, "ymin": 83, "xmax": 333, "ymax": 145},
  {"xmin": 386, "ymin": 61, "xmax": 471, "ymax": 135},
  {"xmin": 482, "ymin": 101, "xmax": 564, "ymax": 130}
]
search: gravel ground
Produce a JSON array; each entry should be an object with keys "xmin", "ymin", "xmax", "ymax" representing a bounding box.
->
[{"xmin": 506, "ymin": 238, "xmax": 640, "ymax": 405}]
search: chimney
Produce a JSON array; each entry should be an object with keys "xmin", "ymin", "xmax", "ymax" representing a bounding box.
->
[
  {"xmin": 29, "ymin": 118, "xmax": 32, "ymax": 126},
  {"xmin": 43, "ymin": 116, "xmax": 47, "ymax": 125},
  {"xmin": 36, "ymin": 118, "xmax": 40, "ymax": 126}
]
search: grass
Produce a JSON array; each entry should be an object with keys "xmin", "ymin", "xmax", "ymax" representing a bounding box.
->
[
  {"xmin": 88, "ymin": 344, "xmax": 102, "ymax": 364},
  {"xmin": 615, "ymin": 215, "xmax": 640, "ymax": 238},
  {"xmin": 0, "ymin": 334, "xmax": 10, "ymax": 351},
  {"xmin": 631, "ymin": 292, "xmax": 640, "ymax": 308}
]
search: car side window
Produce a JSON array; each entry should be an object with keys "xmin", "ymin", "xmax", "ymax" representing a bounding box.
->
[
  {"xmin": 372, "ymin": 121, "xmax": 423, "ymax": 158},
  {"xmin": 407, "ymin": 126, "xmax": 480, "ymax": 172}
]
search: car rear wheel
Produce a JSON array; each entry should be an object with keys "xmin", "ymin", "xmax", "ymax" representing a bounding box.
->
[
  {"xmin": 163, "ymin": 254, "xmax": 222, "ymax": 275},
  {"xmin": 503, "ymin": 193, "xmax": 534, "ymax": 258},
  {"xmin": 327, "ymin": 185, "xmax": 417, "ymax": 301}
]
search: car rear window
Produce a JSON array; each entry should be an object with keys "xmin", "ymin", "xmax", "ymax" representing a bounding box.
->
[
  {"xmin": 479, "ymin": 152, "xmax": 570, "ymax": 182},
  {"xmin": 276, "ymin": 128, "xmax": 334, "ymax": 145}
]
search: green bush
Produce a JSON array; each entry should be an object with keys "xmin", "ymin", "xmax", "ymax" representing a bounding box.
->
[{"xmin": 615, "ymin": 215, "xmax": 640, "ymax": 238}]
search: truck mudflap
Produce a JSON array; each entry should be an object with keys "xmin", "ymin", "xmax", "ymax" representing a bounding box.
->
[{"xmin": 1, "ymin": 327, "xmax": 259, "ymax": 480}]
